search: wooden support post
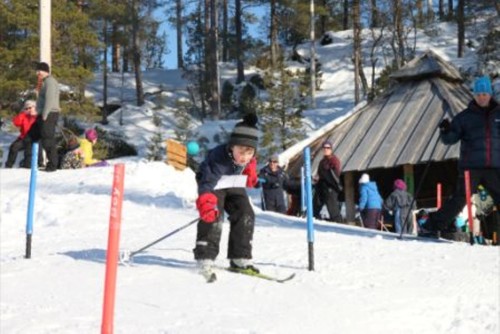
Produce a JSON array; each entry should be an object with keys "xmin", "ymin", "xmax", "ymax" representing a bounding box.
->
[
  {"xmin": 403, "ymin": 164, "xmax": 415, "ymax": 195},
  {"xmin": 344, "ymin": 172, "xmax": 355, "ymax": 222}
]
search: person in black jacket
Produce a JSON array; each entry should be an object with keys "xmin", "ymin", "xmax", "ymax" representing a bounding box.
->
[
  {"xmin": 423, "ymin": 76, "xmax": 500, "ymax": 234},
  {"xmin": 313, "ymin": 140, "xmax": 343, "ymax": 222},
  {"xmin": 259, "ymin": 154, "xmax": 289, "ymax": 214}
]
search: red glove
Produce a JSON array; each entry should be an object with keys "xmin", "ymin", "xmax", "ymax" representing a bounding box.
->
[
  {"xmin": 242, "ymin": 158, "xmax": 258, "ymax": 188},
  {"xmin": 196, "ymin": 193, "xmax": 219, "ymax": 223}
]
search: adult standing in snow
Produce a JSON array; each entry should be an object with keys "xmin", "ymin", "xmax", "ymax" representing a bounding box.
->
[
  {"xmin": 357, "ymin": 173, "xmax": 383, "ymax": 230},
  {"xmin": 35, "ymin": 62, "xmax": 60, "ymax": 172},
  {"xmin": 259, "ymin": 154, "xmax": 289, "ymax": 214},
  {"xmin": 384, "ymin": 179, "xmax": 416, "ymax": 234},
  {"xmin": 5, "ymin": 100, "xmax": 41, "ymax": 168},
  {"xmin": 422, "ymin": 76, "xmax": 500, "ymax": 235},
  {"xmin": 194, "ymin": 114, "xmax": 261, "ymax": 279},
  {"xmin": 313, "ymin": 140, "xmax": 343, "ymax": 222}
]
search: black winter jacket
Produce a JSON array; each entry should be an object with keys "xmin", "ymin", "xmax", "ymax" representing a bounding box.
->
[
  {"xmin": 259, "ymin": 165, "xmax": 288, "ymax": 191},
  {"xmin": 196, "ymin": 144, "xmax": 246, "ymax": 194},
  {"xmin": 442, "ymin": 98, "xmax": 500, "ymax": 169}
]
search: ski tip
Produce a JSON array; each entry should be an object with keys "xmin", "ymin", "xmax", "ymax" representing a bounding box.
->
[{"xmin": 205, "ymin": 273, "xmax": 217, "ymax": 283}]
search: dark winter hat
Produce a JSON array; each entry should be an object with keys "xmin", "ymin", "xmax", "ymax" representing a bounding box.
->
[
  {"xmin": 269, "ymin": 153, "xmax": 279, "ymax": 162},
  {"xmin": 393, "ymin": 179, "xmax": 407, "ymax": 191},
  {"xmin": 473, "ymin": 76, "xmax": 493, "ymax": 95},
  {"xmin": 229, "ymin": 113, "xmax": 259, "ymax": 149},
  {"xmin": 36, "ymin": 62, "xmax": 50, "ymax": 73},
  {"xmin": 322, "ymin": 140, "xmax": 332, "ymax": 148},
  {"xmin": 85, "ymin": 128, "xmax": 98, "ymax": 141}
]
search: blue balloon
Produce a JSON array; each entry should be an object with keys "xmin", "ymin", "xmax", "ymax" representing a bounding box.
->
[{"xmin": 186, "ymin": 141, "xmax": 200, "ymax": 156}]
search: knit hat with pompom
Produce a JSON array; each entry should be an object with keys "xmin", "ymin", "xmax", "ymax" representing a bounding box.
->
[{"xmin": 229, "ymin": 113, "xmax": 259, "ymax": 149}]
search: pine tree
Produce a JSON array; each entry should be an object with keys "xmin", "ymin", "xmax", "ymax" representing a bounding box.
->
[
  {"xmin": 146, "ymin": 112, "xmax": 164, "ymax": 161},
  {"xmin": 259, "ymin": 60, "xmax": 306, "ymax": 154}
]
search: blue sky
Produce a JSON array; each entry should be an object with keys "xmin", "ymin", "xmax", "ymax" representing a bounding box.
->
[{"xmin": 158, "ymin": 3, "xmax": 267, "ymax": 69}]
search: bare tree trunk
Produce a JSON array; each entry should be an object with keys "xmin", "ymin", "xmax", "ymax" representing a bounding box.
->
[
  {"xmin": 416, "ymin": 0, "xmax": 424, "ymax": 26},
  {"xmin": 209, "ymin": 0, "xmax": 220, "ymax": 117},
  {"xmin": 235, "ymin": 0, "xmax": 245, "ymax": 83},
  {"xmin": 176, "ymin": 0, "xmax": 184, "ymax": 69},
  {"xmin": 369, "ymin": 28, "xmax": 384, "ymax": 101},
  {"xmin": 270, "ymin": 0, "xmax": 279, "ymax": 69},
  {"xmin": 353, "ymin": 0, "xmax": 361, "ymax": 104},
  {"xmin": 438, "ymin": 0, "xmax": 444, "ymax": 20},
  {"xmin": 448, "ymin": 0, "xmax": 453, "ymax": 19},
  {"xmin": 112, "ymin": 24, "xmax": 120, "ymax": 72},
  {"xmin": 370, "ymin": 0, "xmax": 378, "ymax": 28},
  {"xmin": 319, "ymin": 0, "xmax": 327, "ymax": 35},
  {"xmin": 427, "ymin": 0, "xmax": 434, "ymax": 23},
  {"xmin": 132, "ymin": 0, "xmax": 144, "ymax": 106},
  {"xmin": 343, "ymin": 0, "xmax": 349, "ymax": 30},
  {"xmin": 103, "ymin": 20, "xmax": 109, "ymax": 124},
  {"xmin": 203, "ymin": 0, "xmax": 219, "ymax": 117},
  {"xmin": 394, "ymin": 0, "xmax": 405, "ymax": 67},
  {"xmin": 222, "ymin": 0, "xmax": 228, "ymax": 62},
  {"xmin": 457, "ymin": 0, "xmax": 465, "ymax": 58}
]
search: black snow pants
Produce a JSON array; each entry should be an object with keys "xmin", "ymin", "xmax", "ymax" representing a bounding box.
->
[
  {"xmin": 194, "ymin": 188, "xmax": 255, "ymax": 261},
  {"xmin": 262, "ymin": 188, "xmax": 287, "ymax": 213}
]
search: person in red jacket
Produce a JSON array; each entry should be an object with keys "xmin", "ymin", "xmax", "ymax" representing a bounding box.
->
[{"xmin": 5, "ymin": 100, "xmax": 41, "ymax": 168}]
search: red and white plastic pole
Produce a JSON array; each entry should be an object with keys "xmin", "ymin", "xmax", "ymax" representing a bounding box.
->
[
  {"xmin": 101, "ymin": 164, "xmax": 125, "ymax": 334},
  {"xmin": 464, "ymin": 170, "xmax": 475, "ymax": 245}
]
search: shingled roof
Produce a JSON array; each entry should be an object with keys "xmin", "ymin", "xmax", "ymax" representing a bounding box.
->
[{"xmin": 286, "ymin": 50, "xmax": 473, "ymax": 177}]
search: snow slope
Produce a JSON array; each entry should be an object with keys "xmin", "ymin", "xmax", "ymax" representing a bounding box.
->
[{"xmin": 1, "ymin": 162, "xmax": 498, "ymax": 333}]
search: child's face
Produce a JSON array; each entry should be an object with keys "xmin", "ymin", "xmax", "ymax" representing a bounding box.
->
[{"xmin": 232, "ymin": 145, "xmax": 255, "ymax": 166}]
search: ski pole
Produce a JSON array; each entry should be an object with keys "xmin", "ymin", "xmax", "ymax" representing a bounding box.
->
[{"xmin": 121, "ymin": 217, "xmax": 199, "ymax": 262}]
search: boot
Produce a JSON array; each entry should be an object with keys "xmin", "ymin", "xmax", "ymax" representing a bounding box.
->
[{"xmin": 229, "ymin": 259, "xmax": 260, "ymax": 274}]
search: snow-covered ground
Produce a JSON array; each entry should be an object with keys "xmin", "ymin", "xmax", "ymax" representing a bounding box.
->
[
  {"xmin": 1, "ymin": 18, "xmax": 499, "ymax": 333},
  {"xmin": 1, "ymin": 161, "xmax": 498, "ymax": 333}
]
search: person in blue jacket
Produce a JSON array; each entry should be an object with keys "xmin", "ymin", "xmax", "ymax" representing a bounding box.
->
[
  {"xmin": 422, "ymin": 76, "xmax": 500, "ymax": 235},
  {"xmin": 259, "ymin": 154, "xmax": 289, "ymax": 214},
  {"xmin": 358, "ymin": 173, "xmax": 383, "ymax": 230},
  {"xmin": 194, "ymin": 114, "xmax": 260, "ymax": 278}
]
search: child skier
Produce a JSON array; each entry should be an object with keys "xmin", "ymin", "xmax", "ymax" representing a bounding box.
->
[{"xmin": 194, "ymin": 114, "xmax": 260, "ymax": 281}]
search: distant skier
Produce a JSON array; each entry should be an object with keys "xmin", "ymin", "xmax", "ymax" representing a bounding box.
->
[
  {"xmin": 194, "ymin": 114, "xmax": 260, "ymax": 280},
  {"xmin": 422, "ymin": 76, "xmax": 500, "ymax": 236}
]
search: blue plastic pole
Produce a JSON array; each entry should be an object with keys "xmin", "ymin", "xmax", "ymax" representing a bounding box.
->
[
  {"xmin": 25, "ymin": 142, "xmax": 38, "ymax": 259},
  {"xmin": 304, "ymin": 147, "xmax": 315, "ymax": 271},
  {"xmin": 300, "ymin": 167, "xmax": 306, "ymax": 215}
]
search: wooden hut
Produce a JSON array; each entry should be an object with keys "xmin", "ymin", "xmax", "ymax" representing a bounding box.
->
[{"xmin": 284, "ymin": 50, "xmax": 473, "ymax": 222}]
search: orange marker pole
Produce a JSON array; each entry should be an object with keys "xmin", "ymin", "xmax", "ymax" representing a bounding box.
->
[
  {"xmin": 464, "ymin": 170, "xmax": 474, "ymax": 245},
  {"xmin": 436, "ymin": 183, "xmax": 442, "ymax": 209},
  {"xmin": 101, "ymin": 164, "xmax": 125, "ymax": 334}
]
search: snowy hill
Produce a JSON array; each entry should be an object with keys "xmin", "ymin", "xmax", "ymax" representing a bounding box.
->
[{"xmin": 1, "ymin": 18, "xmax": 499, "ymax": 333}]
